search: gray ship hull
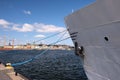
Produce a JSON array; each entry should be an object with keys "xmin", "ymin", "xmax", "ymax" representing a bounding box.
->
[{"xmin": 65, "ymin": 0, "xmax": 120, "ymax": 80}]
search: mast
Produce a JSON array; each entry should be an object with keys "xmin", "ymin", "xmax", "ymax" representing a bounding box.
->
[{"xmin": 12, "ymin": 39, "xmax": 14, "ymax": 49}]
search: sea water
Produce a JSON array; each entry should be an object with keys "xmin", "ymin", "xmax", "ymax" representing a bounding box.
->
[{"xmin": 0, "ymin": 50, "xmax": 87, "ymax": 80}]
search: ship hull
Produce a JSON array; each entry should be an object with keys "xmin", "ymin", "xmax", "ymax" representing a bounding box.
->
[{"xmin": 65, "ymin": 0, "xmax": 120, "ymax": 80}]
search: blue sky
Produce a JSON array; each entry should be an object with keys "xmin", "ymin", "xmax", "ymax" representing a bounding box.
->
[{"xmin": 0, "ymin": 0, "xmax": 95, "ymax": 46}]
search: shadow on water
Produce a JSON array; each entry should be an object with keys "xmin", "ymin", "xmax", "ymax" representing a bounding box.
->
[{"xmin": 0, "ymin": 50, "xmax": 88, "ymax": 80}]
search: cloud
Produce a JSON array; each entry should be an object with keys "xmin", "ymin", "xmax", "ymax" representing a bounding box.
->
[
  {"xmin": 12, "ymin": 23, "xmax": 65, "ymax": 33},
  {"xmin": 23, "ymin": 10, "xmax": 31, "ymax": 15},
  {"xmin": 0, "ymin": 36, "xmax": 3, "ymax": 40},
  {"xmin": 0, "ymin": 19, "xmax": 10, "ymax": 28},
  {"xmin": 12, "ymin": 23, "xmax": 34, "ymax": 32},
  {"xmin": 0, "ymin": 19, "xmax": 66, "ymax": 33},
  {"xmin": 34, "ymin": 23, "xmax": 65, "ymax": 33},
  {"xmin": 34, "ymin": 34, "xmax": 46, "ymax": 38}
]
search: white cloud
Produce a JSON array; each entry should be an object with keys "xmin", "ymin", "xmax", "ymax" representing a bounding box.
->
[
  {"xmin": 12, "ymin": 23, "xmax": 34, "ymax": 32},
  {"xmin": 0, "ymin": 36, "xmax": 3, "ymax": 40},
  {"xmin": 0, "ymin": 19, "xmax": 10, "ymax": 28},
  {"xmin": 23, "ymin": 10, "xmax": 31, "ymax": 15},
  {"xmin": 34, "ymin": 34, "xmax": 46, "ymax": 38},
  {"xmin": 0, "ymin": 19, "xmax": 66, "ymax": 33},
  {"xmin": 34, "ymin": 23, "xmax": 65, "ymax": 33},
  {"xmin": 12, "ymin": 23, "xmax": 65, "ymax": 33}
]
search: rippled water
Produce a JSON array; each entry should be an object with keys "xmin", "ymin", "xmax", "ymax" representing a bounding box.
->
[{"xmin": 0, "ymin": 50, "xmax": 87, "ymax": 80}]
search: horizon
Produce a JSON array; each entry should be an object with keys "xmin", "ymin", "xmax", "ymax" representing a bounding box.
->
[{"xmin": 0, "ymin": 0, "xmax": 95, "ymax": 46}]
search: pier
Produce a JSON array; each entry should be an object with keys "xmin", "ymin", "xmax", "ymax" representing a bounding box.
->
[{"xmin": 0, "ymin": 62, "xmax": 28, "ymax": 80}]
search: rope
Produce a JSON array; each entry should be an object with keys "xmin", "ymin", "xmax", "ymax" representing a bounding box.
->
[
  {"xmin": 2, "ymin": 30, "xmax": 67, "ymax": 55},
  {"xmin": 32, "ymin": 29, "xmax": 67, "ymax": 44},
  {"xmin": 11, "ymin": 30, "xmax": 70, "ymax": 67},
  {"xmin": 12, "ymin": 37, "xmax": 70, "ymax": 66},
  {"xmin": 34, "ymin": 31, "xmax": 67, "ymax": 59}
]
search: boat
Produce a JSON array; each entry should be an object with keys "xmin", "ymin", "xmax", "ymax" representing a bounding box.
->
[{"xmin": 65, "ymin": 0, "xmax": 120, "ymax": 80}]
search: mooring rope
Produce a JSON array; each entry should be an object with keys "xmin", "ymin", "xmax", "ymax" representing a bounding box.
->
[
  {"xmin": 11, "ymin": 30, "xmax": 70, "ymax": 66},
  {"xmin": 32, "ymin": 29, "xmax": 67, "ymax": 44}
]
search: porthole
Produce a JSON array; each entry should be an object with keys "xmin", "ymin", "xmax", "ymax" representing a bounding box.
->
[{"xmin": 104, "ymin": 37, "xmax": 109, "ymax": 41}]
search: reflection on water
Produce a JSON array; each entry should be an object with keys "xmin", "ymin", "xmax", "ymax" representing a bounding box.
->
[{"xmin": 0, "ymin": 50, "xmax": 87, "ymax": 80}]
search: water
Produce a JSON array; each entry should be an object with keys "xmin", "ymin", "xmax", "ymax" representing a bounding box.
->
[{"xmin": 0, "ymin": 50, "xmax": 87, "ymax": 80}]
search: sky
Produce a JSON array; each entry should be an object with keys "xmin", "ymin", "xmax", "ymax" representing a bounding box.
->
[{"xmin": 0, "ymin": 0, "xmax": 95, "ymax": 46}]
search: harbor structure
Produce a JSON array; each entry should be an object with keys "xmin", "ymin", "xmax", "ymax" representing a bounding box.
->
[
  {"xmin": 0, "ymin": 62, "xmax": 28, "ymax": 80},
  {"xmin": 1, "ymin": 44, "xmax": 73, "ymax": 50}
]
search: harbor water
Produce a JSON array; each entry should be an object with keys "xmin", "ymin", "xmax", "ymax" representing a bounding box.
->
[{"xmin": 0, "ymin": 50, "xmax": 87, "ymax": 80}]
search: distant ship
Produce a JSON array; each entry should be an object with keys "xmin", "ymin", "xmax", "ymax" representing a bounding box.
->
[{"xmin": 65, "ymin": 0, "xmax": 120, "ymax": 80}]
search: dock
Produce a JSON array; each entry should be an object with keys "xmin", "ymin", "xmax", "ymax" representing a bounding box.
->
[{"xmin": 0, "ymin": 63, "xmax": 28, "ymax": 80}]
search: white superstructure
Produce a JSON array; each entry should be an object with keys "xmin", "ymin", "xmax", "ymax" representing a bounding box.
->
[{"xmin": 65, "ymin": 0, "xmax": 120, "ymax": 80}]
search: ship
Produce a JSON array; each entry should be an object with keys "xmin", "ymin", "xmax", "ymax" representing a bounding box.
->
[{"xmin": 65, "ymin": 0, "xmax": 120, "ymax": 80}]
